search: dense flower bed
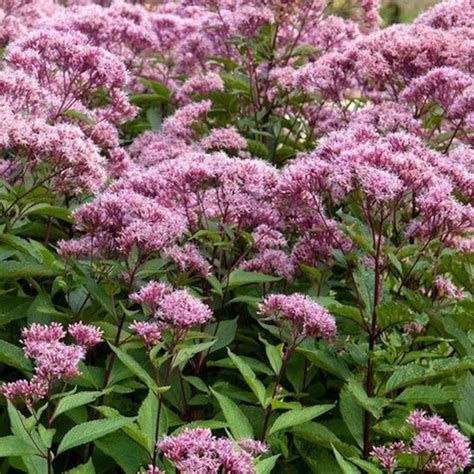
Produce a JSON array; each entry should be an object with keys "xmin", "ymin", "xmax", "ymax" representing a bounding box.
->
[{"xmin": 0, "ymin": 0, "xmax": 472, "ymax": 473}]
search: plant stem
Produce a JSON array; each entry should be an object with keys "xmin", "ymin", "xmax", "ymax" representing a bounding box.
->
[
  {"xmin": 152, "ymin": 352, "xmax": 175, "ymax": 465},
  {"xmin": 260, "ymin": 344, "xmax": 293, "ymax": 441},
  {"xmin": 363, "ymin": 219, "xmax": 384, "ymax": 459}
]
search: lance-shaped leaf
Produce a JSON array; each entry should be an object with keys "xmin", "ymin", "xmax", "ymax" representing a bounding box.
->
[
  {"xmin": 268, "ymin": 404, "xmax": 334, "ymax": 436},
  {"xmin": 57, "ymin": 417, "xmax": 135, "ymax": 454},
  {"xmin": 227, "ymin": 349, "xmax": 267, "ymax": 407},
  {"xmin": 211, "ymin": 388, "xmax": 254, "ymax": 439}
]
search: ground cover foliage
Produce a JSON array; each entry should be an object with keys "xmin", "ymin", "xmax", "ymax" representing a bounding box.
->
[{"xmin": 0, "ymin": 0, "xmax": 473, "ymax": 472}]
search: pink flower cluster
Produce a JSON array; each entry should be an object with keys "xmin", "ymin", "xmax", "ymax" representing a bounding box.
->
[
  {"xmin": 0, "ymin": 322, "xmax": 102, "ymax": 406},
  {"xmin": 434, "ymin": 276, "xmax": 465, "ymax": 301},
  {"xmin": 372, "ymin": 410, "xmax": 471, "ymax": 473},
  {"xmin": 130, "ymin": 281, "xmax": 212, "ymax": 347},
  {"xmin": 259, "ymin": 293, "xmax": 336, "ymax": 342},
  {"xmin": 157, "ymin": 428, "xmax": 266, "ymax": 474}
]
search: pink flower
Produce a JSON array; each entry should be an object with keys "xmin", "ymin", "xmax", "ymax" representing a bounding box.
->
[
  {"xmin": 401, "ymin": 67, "xmax": 472, "ymax": 113},
  {"xmin": 0, "ymin": 376, "xmax": 49, "ymax": 407},
  {"xmin": 177, "ymin": 72, "xmax": 224, "ymax": 104},
  {"xmin": 407, "ymin": 410, "xmax": 471, "ymax": 473},
  {"xmin": 1, "ymin": 323, "xmax": 96, "ymax": 406},
  {"xmin": 238, "ymin": 439, "xmax": 268, "ymax": 455},
  {"xmin": 435, "ymin": 276, "xmax": 465, "ymax": 300},
  {"xmin": 164, "ymin": 243, "xmax": 211, "ymax": 277},
  {"xmin": 372, "ymin": 412, "xmax": 470, "ymax": 473},
  {"xmin": 130, "ymin": 281, "xmax": 173, "ymax": 313},
  {"xmin": 157, "ymin": 428, "xmax": 260, "ymax": 474},
  {"xmin": 145, "ymin": 466, "xmax": 163, "ymax": 474},
  {"xmin": 241, "ymin": 249, "xmax": 295, "ymax": 281},
  {"xmin": 130, "ymin": 321, "xmax": 162, "ymax": 349},
  {"xmin": 200, "ymin": 126, "xmax": 247, "ymax": 153},
  {"xmin": 371, "ymin": 441, "xmax": 405, "ymax": 471},
  {"xmin": 259, "ymin": 293, "xmax": 337, "ymax": 341},
  {"xmin": 161, "ymin": 100, "xmax": 211, "ymax": 140},
  {"xmin": 158, "ymin": 289, "xmax": 212, "ymax": 329},
  {"xmin": 68, "ymin": 322, "xmax": 103, "ymax": 349}
]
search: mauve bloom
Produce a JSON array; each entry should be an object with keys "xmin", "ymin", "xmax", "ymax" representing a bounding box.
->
[
  {"xmin": 241, "ymin": 249, "xmax": 296, "ymax": 281},
  {"xmin": 371, "ymin": 441, "xmax": 405, "ymax": 471},
  {"xmin": 164, "ymin": 243, "xmax": 212, "ymax": 277},
  {"xmin": 237, "ymin": 439, "xmax": 268, "ymax": 455},
  {"xmin": 68, "ymin": 322, "xmax": 103, "ymax": 349},
  {"xmin": 372, "ymin": 411, "xmax": 470, "ymax": 473},
  {"xmin": 435, "ymin": 276, "xmax": 465, "ymax": 300},
  {"xmin": 1, "ymin": 322, "xmax": 96, "ymax": 406},
  {"xmin": 407, "ymin": 410, "xmax": 471, "ymax": 473},
  {"xmin": 130, "ymin": 281, "xmax": 173, "ymax": 313},
  {"xmin": 161, "ymin": 100, "xmax": 212, "ymax": 140},
  {"xmin": 158, "ymin": 289, "xmax": 212, "ymax": 329},
  {"xmin": 401, "ymin": 67, "xmax": 472, "ymax": 113},
  {"xmin": 200, "ymin": 126, "xmax": 247, "ymax": 153},
  {"xmin": 0, "ymin": 377, "xmax": 49, "ymax": 407},
  {"xmin": 177, "ymin": 72, "xmax": 224, "ymax": 104},
  {"xmin": 145, "ymin": 466, "xmax": 163, "ymax": 474},
  {"xmin": 157, "ymin": 428, "xmax": 260, "ymax": 474},
  {"xmin": 129, "ymin": 321, "xmax": 162, "ymax": 349},
  {"xmin": 259, "ymin": 293, "xmax": 337, "ymax": 341}
]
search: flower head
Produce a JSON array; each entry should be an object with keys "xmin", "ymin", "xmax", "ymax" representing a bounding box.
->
[
  {"xmin": 259, "ymin": 293, "xmax": 336, "ymax": 341},
  {"xmin": 68, "ymin": 322, "xmax": 103, "ymax": 349}
]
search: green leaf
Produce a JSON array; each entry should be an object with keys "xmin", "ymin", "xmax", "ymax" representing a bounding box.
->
[
  {"xmin": 52, "ymin": 391, "xmax": 102, "ymax": 421},
  {"xmin": 7, "ymin": 402, "xmax": 47, "ymax": 473},
  {"xmin": 137, "ymin": 390, "xmax": 163, "ymax": 453},
  {"xmin": 227, "ymin": 270, "xmax": 280, "ymax": 288},
  {"xmin": 385, "ymin": 357, "xmax": 474, "ymax": 392},
  {"xmin": 62, "ymin": 109, "xmax": 95, "ymax": 125},
  {"xmin": 0, "ymin": 436, "xmax": 39, "ymax": 457},
  {"xmin": 57, "ymin": 417, "xmax": 135, "ymax": 454},
  {"xmin": 459, "ymin": 421, "xmax": 474, "ymax": 436},
  {"xmin": 95, "ymin": 432, "xmax": 148, "ymax": 473},
  {"xmin": 108, "ymin": 343, "xmax": 161, "ymax": 392},
  {"xmin": 298, "ymin": 347, "xmax": 351, "ymax": 380},
  {"xmin": 209, "ymin": 318, "xmax": 238, "ymax": 353},
  {"xmin": 292, "ymin": 422, "xmax": 359, "ymax": 458},
  {"xmin": 262, "ymin": 338, "xmax": 282, "ymax": 375},
  {"xmin": 349, "ymin": 458, "xmax": 383, "ymax": 474},
  {"xmin": 247, "ymin": 139, "xmax": 269, "ymax": 159},
  {"xmin": 455, "ymin": 374, "xmax": 474, "ymax": 424},
  {"xmin": 27, "ymin": 205, "xmax": 73, "ymax": 222},
  {"xmin": 173, "ymin": 340, "xmax": 216, "ymax": 368},
  {"xmin": 0, "ymin": 261, "xmax": 61, "ymax": 279},
  {"xmin": 0, "ymin": 339, "xmax": 32, "ymax": 373},
  {"xmin": 269, "ymin": 404, "xmax": 334, "ymax": 436},
  {"xmin": 373, "ymin": 417, "xmax": 412, "ymax": 439},
  {"xmin": 377, "ymin": 301, "xmax": 415, "ymax": 330},
  {"xmin": 65, "ymin": 459, "xmax": 95, "ymax": 474},
  {"xmin": 346, "ymin": 378, "xmax": 388, "ymax": 419},
  {"xmin": 352, "ymin": 267, "xmax": 374, "ymax": 315},
  {"xmin": 332, "ymin": 446, "xmax": 360, "ymax": 474},
  {"xmin": 94, "ymin": 406, "xmax": 149, "ymax": 450},
  {"xmin": 211, "ymin": 389, "xmax": 254, "ymax": 439},
  {"xmin": 395, "ymin": 385, "xmax": 455, "ymax": 405},
  {"xmin": 227, "ymin": 349, "xmax": 267, "ymax": 407},
  {"xmin": 254, "ymin": 455, "xmax": 280, "ymax": 474},
  {"xmin": 340, "ymin": 387, "xmax": 364, "ymax": 448},
  {"xmin": 331, "ymin": 306, "xmax": 366, "ymax": 329}
]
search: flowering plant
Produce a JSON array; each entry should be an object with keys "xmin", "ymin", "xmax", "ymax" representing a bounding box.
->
[{"xmin": 0, "ymin": 0, "xmax": 472, "ymax": 473}]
